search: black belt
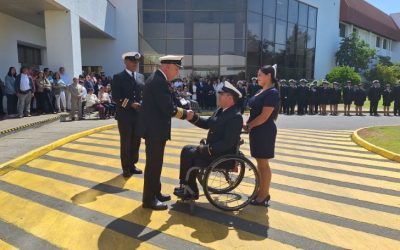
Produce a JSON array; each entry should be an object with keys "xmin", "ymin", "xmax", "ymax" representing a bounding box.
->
[{"xmin": 20, "ymin": 89, "xmax": 32, "ymax": 94}]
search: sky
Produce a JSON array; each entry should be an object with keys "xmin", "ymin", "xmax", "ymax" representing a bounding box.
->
[{"xmin": 365, "ymin": 0, "xmax": 400, "ymax": 14}]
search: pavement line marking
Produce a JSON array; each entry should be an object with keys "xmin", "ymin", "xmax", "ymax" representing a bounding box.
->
[
  {"xmin": 42, "ymin": 151, "xmax": 400, "ymax": 216},
  {"xmin": 10, "ymin": 165, "xmax": 400, "ymax": 250},
  {"xmin": 0, "ymin": 124, "xmax": 117, "ymax": 176},
  {"xmin": 0, "ymin": 190, "xmax": 160, "ymax": 250},
  {"xmin": 0, "ymin": 180, "xmax": 207, "ymax": 250},
  {"xmin": 55, "ymin": 146, "xmax": 400, "ymax": 205},
  {"xmin": 26, "ymin": 158, "xmax": 400, "ymax": 234},
  {"xmin": 0, "ymin": 170, "xmax": 314, "ymax": 250},
  {"xmin": 0, "ymin": 220, "xmax": 58, "ymax": 250},
  {"xmin": 68, "ymin": 140, "xmax": 400, "ymax": 190}
]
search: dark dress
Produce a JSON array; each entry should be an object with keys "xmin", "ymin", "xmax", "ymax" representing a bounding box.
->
[{"xmin": 248, "ymin": 87, "xmax": 280, "ymax": 159}]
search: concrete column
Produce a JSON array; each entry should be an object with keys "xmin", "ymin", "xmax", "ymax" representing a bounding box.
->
[{"xmin": 44, "ymin": 10, "xmax": 82, "ymax": 79}]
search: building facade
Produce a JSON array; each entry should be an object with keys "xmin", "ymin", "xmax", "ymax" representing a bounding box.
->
[
  {"xmin": 1, "ymin": 0, "xmax": 399, "ymax": 82},
  {"xmin": 138, "ymin": 0, "xmax": 340, "ymax": 80}
]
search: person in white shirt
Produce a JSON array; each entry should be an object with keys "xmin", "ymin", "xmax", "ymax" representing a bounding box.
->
[
  {"xmin": 69, "ymin": 77, "xmax": 84, "ymax": 120},
  {"xmin": 59, "ymin": 67, "xmax": 72, "ymax": 111},
  {"xmin": 15, "ymin": 66, "xmax": 34, "ymax": 118},
  {"xmin": 86, "ymin": 88, "xmax": 105, "ymax": 119}
]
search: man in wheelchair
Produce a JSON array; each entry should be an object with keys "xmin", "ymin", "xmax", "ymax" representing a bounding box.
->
[{"xmin": 174, "ymin": 81, "xmax": 243, "ymax": 200}]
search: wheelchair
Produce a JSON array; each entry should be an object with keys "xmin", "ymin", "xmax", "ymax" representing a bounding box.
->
[{"xmin": 177, "ymin": 133, "xmax": 259, "ymax": 213}]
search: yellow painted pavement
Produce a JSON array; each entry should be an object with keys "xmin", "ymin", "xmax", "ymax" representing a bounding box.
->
[{"xmin": 0, "ymin": 127, "xmax": 399, "ymax": 249}]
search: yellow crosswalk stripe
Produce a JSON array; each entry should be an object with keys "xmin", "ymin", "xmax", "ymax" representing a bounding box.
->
[
  {"xmin": 0, "ymin": 190, "xmax": 158, "ymax": 250},
  {"xmin": 0, "ymin": 240, "xmax": 17, "ymax": 250},
  {"xmin": 1, "ymin": 127, "xmax": 400, "ymax": 249}
]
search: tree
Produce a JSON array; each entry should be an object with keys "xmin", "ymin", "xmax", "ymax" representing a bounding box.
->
[
  {"xmin": 336, "ymin": 32, "xmax": 376, "ymax": 72},
  {"xmin": 366, "ymin": 64, "xmax": 399, "ymax": 85},
  {"xmin": 326, "ymin": 66, "xmax": 361, "ymax": 85}
]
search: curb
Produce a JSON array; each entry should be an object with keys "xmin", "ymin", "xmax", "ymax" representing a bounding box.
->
[
  {"xmin": 0, "ymin": 115, "xmax": 61, "ymax": 136},
  {"xmin": 0, "ymin": 124, "xmax": 117, "ymax": 176},
  {"xmin": 351, "ymin": 127, "xmax": 400, "ymax": 163}
]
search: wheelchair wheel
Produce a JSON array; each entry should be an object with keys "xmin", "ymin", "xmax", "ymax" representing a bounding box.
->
[{"xmin": 203, "ymin": 155, "xmax": 259, "ymax": 211}]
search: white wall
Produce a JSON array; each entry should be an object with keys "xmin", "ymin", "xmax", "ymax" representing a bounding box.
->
[
  {"xmin": 0, "ymin": 13, "xmax": 46, "ymax": 78},
  {"xmin": 300, "ymin": 0, "xmax": 340, "ymax": 79},
  {"xmin": 81, "ymin": 0, "xmax": 138, "ymax": 76},
  {"xmin": 392, "ymin": 42, "xmax": 400, "ymax": 63},
  {"xmin": 52, "ymin": 0, "xmax": 115, "ymax": 37}
]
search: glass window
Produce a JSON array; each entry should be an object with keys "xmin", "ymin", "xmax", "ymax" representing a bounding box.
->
[
  {"xmin": 193, "ymin": 40, "xmax": 219, "ymax": 55},
  {"xmin": 264, "ymin": 0, "xmax": 276, "ymax": 18},
  {"xmin": 274, "ymin": 43, "xmax": 286, "ymax": 66},
  {"xmin": 193, "ymin": 12, "xmax": 220, "ymax": 39},
  {"xmin": 167, "ymin": 11, "xmax": 193, "ymax": 38},
  {"xmin": 167, "ymin": 0, "xmax": 192, "ymax": 10},
  {"xmin": 248, "ymin": 0, "xmax": 262, "ymax": 14},
  {"xmin": 143, "ymin": 11, "xmax": 166, "ymax": 38},
  {"xmin": 192, "ymin": 0, "xmax": 221, "ymax": 10},
  {"xmin": 220, "ymin": 12, "xmax": 246, "ymax": 39},
  {"xmin": 220, "ymin": 40, "xmax": 246, "ymax": 69},
  {"xmin": 246, "ymin": 39, "xmax": 261, "ymax": 66},
  {"xmin": 276, "ymin": 0, "xmax": 288, "ymax": 20},
  {"xmin": 221, "ymin": 0, "xmax": 246, "ymax": 11},
  {"xmin": 288, "ymin": 0, "xmax": 298, "ymax": 24},
  {"xmin": 339, "ymin": 23, "xmax": 346, "ymax": 37},
  {"xmin": 167, "ymin": 39, "xmax": 193, "ymax": 55},
  {"xmin": 308, "ymin": 7, "xmax": 317, "ymax": 28},
  {"xmin": 220, "ymin": 39, "xmax": 245, "ymax": 56},
  {"xmin": 298, "ymin": 3, "xmax": 308, "ymax": 27},
  {"xmin": 246, "ymin": 66, "xmax": 260, "ymax": 80},
  {"xmin": 275, "ymin": 20, "xmax": 287, "ymax": 44},
  {"xmin": 143, "ymin": 0, "xmax": 165, "ymax": 10},
  {"xmin": 306, "ymin": 48, "xmax": 315, "ymax": 70},
  {"xmin": 297, "ymin": 26, "xmax": 307, "ymax": 54},
  {"xmin": 307, "ymin": 28, "xmax": 316, "ymax": 49},
  {"xmin": 262, "ymin": 42, "xmax": 274, "ymax": 66},
  {"xmin": 140, "ymin": 38, "xmax": 166, "ymax": 55},
  {"xmin": 263, "ymin": 16, "xmax": 275, "ymax": 43},
  {"xmin": 247, "ymin": 12, "xmax": 262, "ymax": 40},
  {"xmin": 376, "ymin": 37, "xmax": 381, "ymax": 48},
  {"xmin": 383, "ymin": 39, "xmax": 387, "ymax": 50}
]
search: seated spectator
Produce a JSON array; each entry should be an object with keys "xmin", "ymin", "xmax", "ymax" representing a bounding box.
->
[
  {"xmin": 85, "ymin": 88, "xmax": 105, "ymax": 119},
  {"xmin": 98, "ymin": 86, "xmax": 115, "ymax": 118}
]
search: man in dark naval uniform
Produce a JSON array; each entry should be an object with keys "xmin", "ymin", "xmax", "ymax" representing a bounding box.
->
[
  {"xmin": 112, "ymin": 52, "xmax": 144, "ymax": 177},
  {"xmin": 394, "ymin": 81, "xmax": 400, "ymax": 116},
  {"xmin": 173, "ymin": 81, "xmax": 243, "ymax": 200},
  {"xmin": 368, "ymin": 80, "xmax": 381, "ymax": 116},
  {"xmin": 137, "ymin": 55, "xmax": 190, "ymax": 210}
]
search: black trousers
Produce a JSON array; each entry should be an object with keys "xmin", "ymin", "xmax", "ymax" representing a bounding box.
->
[
  {"xmin": 6, "ymin": 94, "xmax": 18, "ymax": 115},
  {"xmin": 370, "ymin": 101, "xmax": 378, "ymax": 115},
  {"xmin": 179, "ymin": 145, "xmax": 212, "ymax": 193},
  {"xmin": 394, "ymin": 101, "xmax": 400, "ymax": 115},
  {"xmin": 117, "ymin": 121, "xmax": 141, "ymax": 173},
  {"xmin": 143, "ymin": 139, "xmax": 166, "ymax": 203}
]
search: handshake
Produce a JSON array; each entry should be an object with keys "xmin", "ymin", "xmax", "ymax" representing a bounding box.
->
[{"xmin": 186, "ymin": 109, "xmax": 195, "ymax": 121}]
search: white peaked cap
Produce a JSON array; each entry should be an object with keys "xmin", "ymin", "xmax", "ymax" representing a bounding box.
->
[{"xmin": 122, "ymin": 51, "xmax": 141, "ymax": 60}]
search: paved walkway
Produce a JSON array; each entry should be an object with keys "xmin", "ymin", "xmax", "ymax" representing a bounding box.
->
[
  {"xmin": 0, "ymin": 127, "xmax": 399, "ymax": 249},
  {"xmin": 0, "ymin": 114, "xmax": 61, "ymax": 135},
  {"xmin": 0, "ymin": 119, "xmax": 114, "ymax": 164}
]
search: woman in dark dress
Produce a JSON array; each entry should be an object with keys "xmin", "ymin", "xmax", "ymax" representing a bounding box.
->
[
  {"xmin": 243, "ymin": 65, "xmax": 280, "ymax": 207},
  {"xmin": 354, "ymin": 84, "xmax": 366, "ymax": 116},
  {"xmin": 382, "ymin": 84, "xmax": 393, "ymax": 116}
]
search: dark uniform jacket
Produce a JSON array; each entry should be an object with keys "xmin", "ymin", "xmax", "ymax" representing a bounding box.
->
[
  {"xmin": 136, "ymin": 70, "xmax": 186, "ymax": 141},
  {"xmin": 331, "ymin": 87, "xmax": 342, "ymax": 104},
  {"xmin": 342, "ymin": 86, "xmax": 353, "ymax": 104},
  {"xmin": 190, "ymin": 106, "xmax": 243, "ymax": 159},
  {"xmin": 394, "ymin": 85, "xmax": 400, "ymax": 102},
  {"xmin": 112, "ymin": 70, "xmax": 144, "ymax": 124},
  {"xmin": 368, "ymin": 87, "xmax": 381, "ymax": 102},
  {"xmin": 354, "ymin": 89, "xmax": 367, "ymax": 106}
]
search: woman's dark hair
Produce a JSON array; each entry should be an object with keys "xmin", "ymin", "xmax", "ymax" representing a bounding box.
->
[
  {"xmin": 259, "ymin": 65, "xmax": 278, "ymax": 84},
  {"xmin": 260, "ymin": 64, "xmax": 279, "ymax": 121},
  {"xmin": 7, "ymin": 67, "xmax": 16, "ymax": 77},
  {"xmin": 20, "ymin": 66, "xmax": 30, "ymax": 74}
]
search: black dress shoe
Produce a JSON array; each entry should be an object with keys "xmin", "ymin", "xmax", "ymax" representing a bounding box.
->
[
  {"xmin": 130, "ymin": 168, "xmax": 143, "ymax": 175},
  {"xmin": 173, "ymin": 187, "xmax": 199, "ymax": 200},
  {"xmin": 142, "ymin": 199, "xmax": 168, "ymax": 210},
  {"xmin": 157, "ymin": 193, "xmax": 171, "ymax": 202},
  {"xmin": 122, "ymin": 170, "xmax": 133, "ymax": 178}
]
